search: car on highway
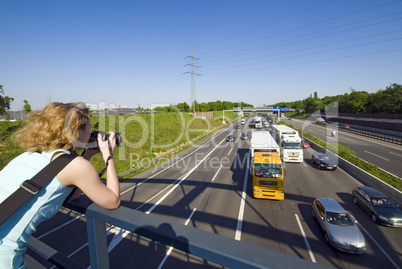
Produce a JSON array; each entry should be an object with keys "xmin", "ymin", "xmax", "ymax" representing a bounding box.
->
[
  {"xmin": 341, "ymin": 124, "xmax": 351, "ymax": 129},
  {"xmin": 352, "ymin": 186, "xmax": 402, "ymax": 227},
  {"xmin": 301, "ymin": 138, "xmax": 310, "ymax": 148},
  {"xmin": 241, "ymin": 132, "xmax": 249, "ymax": 140},
  {"xmin": 312, "ymin": 198, "xmax": 366, "ymax": 254},
  {"xmin": 226, "ymin": 134, "xmax": 235, "ymax": 142},
  {"xmin": 311, "ymin": 153, "xmax": 337, "ymax": 170}
]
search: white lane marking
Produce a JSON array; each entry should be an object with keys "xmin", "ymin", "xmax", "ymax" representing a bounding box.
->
[
  {"xmin": 235, "ymin": 151, "xmax": 249, "ymax": 241},
  {"xmin": 295, "ymin": 214, "xmax": 316, "ymax": 263},
  {"xmin": 389, "ymin": 151, "xmax": 402, "ymax": 158},
  {"xmin": 157, "ymin": 208, "xmax": 197, "ymax": 269},
  {"xmin": 357, "ymin": 223, "xmax": 400, "ymax": 269},
  {"xmin": 228, "ymin": 148, "xmax": 233, "ymax": 155},
  {"xmin": 97, "ymin": 133, "xmax": 229, "ymax": 256},
  {"xmin": 120, "ymin": 136, "xmax": 213, "ymax": 196},
  {"xmin": 211, "ymin": 165, "xmax": 223, "ymax": 182},
  {"xmin": 37, "ymin": 212, "xmax": 84, "ymax": 239},
  {"xmin": 146, "ymin": 137, "xmax": 226, "ymax": 214},
  {"xmin": 364, "ymin": 150, "xmax": 390, "ymax": 161},
  {"xmin": 135, "ymin": 173, "xmax": 188, "ymax": 211},
  {"xmin": 49, "ymin": 128, "xmax": 234, "ymax": 264},
  {"xmin": 90, "ymin": 173, "xmax": 184, "ymax": 256}
]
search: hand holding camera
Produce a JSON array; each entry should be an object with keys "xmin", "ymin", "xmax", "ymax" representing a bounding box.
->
[
  {"xmin": 85, "ymin": 131, "xmax": 123, "ymax": 162},
  {"xmin": 98, "ymin": 132, "xmax": 117, "ymax": 162}
]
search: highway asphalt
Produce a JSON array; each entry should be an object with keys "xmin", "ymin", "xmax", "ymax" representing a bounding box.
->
[
  {"xmin": 281, "ymin": 117, "xmax": 402, "ymax": 178},
  {"xmin": 32, "ymin": 118, "xmax": 402, "ymax": 268}
]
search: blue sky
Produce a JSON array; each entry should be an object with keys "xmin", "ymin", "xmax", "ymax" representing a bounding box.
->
[{"xmin": 1, "ymin": 0, "xmax": 402, "ymax": 110}]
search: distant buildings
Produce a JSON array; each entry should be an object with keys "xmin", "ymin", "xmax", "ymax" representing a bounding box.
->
[
  {"xmin": 0, "ymin": 110, "xmax": 26, "ymax": 121},
  {"xmin": 92, "ymin": 107, "xmax": 140, "ymax": 116}
]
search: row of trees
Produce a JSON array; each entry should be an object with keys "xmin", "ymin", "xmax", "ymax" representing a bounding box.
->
[
  {"xmin": 274, "ymin": 83, "xmax": 402, "ymax": 114},
  {"xmin": 153, "ymin": 101, "xmax": 254, "ymax": 113},
  {"xmin": 4, "ymin": 83, "xmax": 400, "ymax": 116},
  {"xmin": 1, "ymin": 84, "xmax": 251, "ymax": 116}
]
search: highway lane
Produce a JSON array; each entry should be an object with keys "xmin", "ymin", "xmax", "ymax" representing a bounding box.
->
[
  {"xmin": 281, "ymin": 118, "xmax": 402, "ymax": 178},
  {"xmin": 31, "ymin": 118, "xmax": 401, "ymax": 268},
  {"xmin": 237, "ymin": 121, "xmax": 401, "ymax": 269}
]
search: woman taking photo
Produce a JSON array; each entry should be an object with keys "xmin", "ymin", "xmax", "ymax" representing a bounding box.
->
[{"xmin": 0, "ymin": 102, "xmax": 120, "ymax": 268}]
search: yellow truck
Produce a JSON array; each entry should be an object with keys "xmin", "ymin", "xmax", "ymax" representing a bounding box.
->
[{"xmin": 251, "ymin": 131, "xmax": 284, "ymax": 200}]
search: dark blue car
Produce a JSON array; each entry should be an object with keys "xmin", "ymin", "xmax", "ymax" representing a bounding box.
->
[
  {"xmin": 311, "ymin": 153, "xmax": 337, "ymax": 170},
  {"xmin": 226, "ymin": 134, "xmax": 235, "ymax": 142}
]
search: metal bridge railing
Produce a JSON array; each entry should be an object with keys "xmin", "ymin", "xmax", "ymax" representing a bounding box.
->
[
  {"xmin": 27, "ymin": 202, "xmax": 332, "ymax": 268},
  {"xmin": 85, "ymin": 203, "xmax": 331, "ymax": 269}
]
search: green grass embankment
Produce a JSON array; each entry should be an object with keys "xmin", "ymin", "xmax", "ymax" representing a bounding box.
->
[
  {"xmin": 280, "ymin": 121, "xmax": 401, "ymax": 191},
  {"xmin": 0, "ymin": 111, "xmax": 240, "ymax": 179},
  {"xmin": 0, "ymin": 121, "xmax": 25, "ymax": 169}
]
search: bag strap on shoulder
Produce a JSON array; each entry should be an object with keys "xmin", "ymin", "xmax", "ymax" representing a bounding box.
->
[{"xmin": 0, "ymin": 153, "xmax": 77, "ymax": 225}]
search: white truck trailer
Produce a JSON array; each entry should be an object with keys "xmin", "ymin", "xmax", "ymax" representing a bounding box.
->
[
  {"xmin": 250, "ymin": 130, "xmax": 280, "ymax": 158},
  {"xmin": 272, "ymin": 125, "xmax": 303, "ymax": 162}
]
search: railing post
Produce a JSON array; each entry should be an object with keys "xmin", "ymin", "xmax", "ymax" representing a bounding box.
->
[{"xmin": 86, "ymin": 214, "xmax": 109, "ymax": 269}]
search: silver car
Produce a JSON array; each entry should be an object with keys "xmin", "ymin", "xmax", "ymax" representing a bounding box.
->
[{"xmin": 312, "ymin": 198, "xmax": 366, "ymax": 254}]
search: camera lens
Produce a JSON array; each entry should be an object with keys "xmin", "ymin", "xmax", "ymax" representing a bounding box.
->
[
  {"xmin": 115, "ymin": 132, "xmax": 122, "ymax": 146},
  {"xmin": 86, "ymin": 131, "xmax": 122, "ymax": 149}
]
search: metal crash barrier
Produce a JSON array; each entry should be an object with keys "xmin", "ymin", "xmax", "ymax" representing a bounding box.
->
[{"xmin": 339, "ymin": 127, "xmax": 402, "ymax": 145}]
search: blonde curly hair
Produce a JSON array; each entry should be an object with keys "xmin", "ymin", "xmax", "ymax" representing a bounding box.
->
[{"xmin": 13, "ymin": 102, "xmax": 90, "ymax": 152}]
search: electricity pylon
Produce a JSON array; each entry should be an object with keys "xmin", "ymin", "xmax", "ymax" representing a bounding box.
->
[{"xmin": 185, "ymin": 50, "xmax": 200, "ymax": 113}]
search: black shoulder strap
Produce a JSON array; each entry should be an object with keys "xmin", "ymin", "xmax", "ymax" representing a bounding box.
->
[{"xmin": 0, "ymin": 153, "xmax": 77, "ymax": 225}]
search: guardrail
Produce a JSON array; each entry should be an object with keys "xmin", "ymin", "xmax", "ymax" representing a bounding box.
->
[
  {"xmin": 26, "ymin": 201, "xmax": 332, "ymax": 269},
  {"xmin": 339, "ymin": 127, "xmax": 402, "ymax": 145},
  {"xmin": 27, "ymin": 236, "xmax": 85, "ymax": 269}
]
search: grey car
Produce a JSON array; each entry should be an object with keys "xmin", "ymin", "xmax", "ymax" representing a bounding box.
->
[
  {"xmin": 241, "ymin": 132, "xmax": 248, "ymax": 140},
  {"xmin": 312, "ymin": 198, "xmax": 366, "ymax": 254}
]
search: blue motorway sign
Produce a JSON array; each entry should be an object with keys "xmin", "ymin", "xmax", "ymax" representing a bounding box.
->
[{"xmin": 272, "ymin": 107, "xmax": 290, "ymax": 112}]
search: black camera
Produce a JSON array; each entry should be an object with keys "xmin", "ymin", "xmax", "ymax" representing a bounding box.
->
[{"xmin": 86, "ymin": 130, "xmax": 123, "ymax": 149}]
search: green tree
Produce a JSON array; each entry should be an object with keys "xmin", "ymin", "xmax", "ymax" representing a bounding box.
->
[
  {"xmin": 199, "ymin": 102, "xmax": 210, "ymax": 112},
  {"xmin": 23, "ymin": 100, "xmax": 31, "ymax": 114},
  {"xmin": 304, "ymin": 97, "xmax": 324, "ymax": 113},
  {"xmin": 382, "ymin": 83, "xmax": 401, "ymax": 113},
  {"xmin": 222, "ymin": 101, "xmax": 233, "ymax": 110},
  {"xmin": 0, "ymin": 85, "xmax": 14, "ymax": 115},
  {"xmin": 191, "ymin": 101, "xmax": 200, "ymax": 112},
  {"xmin": 291, "ymin": 100, "xmax": 304, "ymax": 112},
  {"xmin": 366, "ymin": 84, "xmax": 402, "ymax": 113},
  {"xmin": 208, "ymin": 101, "xmax": 223, "ymax": 111},
  {"xmin": 274, "ymin": 102, "xmax": 289, "ymax": 108},
  {"xmin": 177, "ymin": 102, "xmax": 190, "ymax": 112},
  {"xmin": 346, "ymin": 90, "xmax": 369, "ymax": 113}
]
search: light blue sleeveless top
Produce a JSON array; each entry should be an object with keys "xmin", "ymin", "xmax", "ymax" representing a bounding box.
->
[{"xmin": 0, "ymin": 150, "xmax": 74, "ymax": 269}]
